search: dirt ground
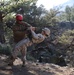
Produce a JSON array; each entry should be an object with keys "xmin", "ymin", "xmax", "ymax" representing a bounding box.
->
[{"xmin": 0, "ymin": 55, "xmax": 74, "ymax": 75}]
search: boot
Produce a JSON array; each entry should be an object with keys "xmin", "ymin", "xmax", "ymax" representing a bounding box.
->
[
  {"xmin": 22, "ymin": 61, "xmax": 26, "ymax": 67},
  {"xmin": 8, "ymin": 56, "xmax": 15, "ymax": 66}
]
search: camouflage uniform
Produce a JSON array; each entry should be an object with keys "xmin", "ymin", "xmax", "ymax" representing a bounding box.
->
[
  {"xmin": 9, "ymin": 21, "xmax": 31, "ymax": 51},
  {"xmin": 11, "ymin": 29, "xmax": 46, "ymax": 65},
  {"xmin": 12, "ymin": 21, "xmax": 31, "ymax": 43},
  {"xmin": 9, "ymin": 27, "xmax": 50, "ymax": 66},
  {"xmin": 8, "ymin": 21, "xmax": 31, "ymax": 65}
]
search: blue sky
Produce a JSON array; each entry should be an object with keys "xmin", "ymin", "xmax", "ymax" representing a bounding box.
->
[
  {"xmin": 63, "ymin": 0, "xmax": 74, "ymax": 7},
  {"xmin": 37, "ymin": 0, "xmax": 74, "ymax": 10}
]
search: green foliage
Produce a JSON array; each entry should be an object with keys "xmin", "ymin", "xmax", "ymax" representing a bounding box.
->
[
  {"xmin": 58, "ymin": 30, "xmax": 74, "ymax": 44},
  {"xmin": 65, "ymin": 6, "xmax": 71, "ymax": 21},
  {"xmin": 58, "ymin": 5, "xmax": 74, "ymax": 22},
  {"xmin": 0, "ymin": 44, "xmax": 11, "ymax": 55},
  {"xmin": 26, "ymin": 52, "xmax": 36, "ymax": 61},
  {"xmin": 44, "ymin": 7, "xmax": 60, "ymax": 26},
  {"xmin": 0, "ymin": 0, "xmax": 62, "ymax": 28}
]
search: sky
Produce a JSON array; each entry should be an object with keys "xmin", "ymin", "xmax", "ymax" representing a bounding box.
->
[{"xmin": 36, "ymin": 0, "xmax": 74, "ymax": 10}]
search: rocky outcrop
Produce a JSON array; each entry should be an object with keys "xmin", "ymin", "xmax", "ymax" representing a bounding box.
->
[{"xmin": 0, "ymin": 55, "xmax": 74, "ymax": 75}]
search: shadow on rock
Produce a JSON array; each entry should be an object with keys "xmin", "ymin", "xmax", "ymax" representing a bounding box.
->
[
  {"xmin": 12, "ymin": 66, "xmax": 35, "ymax": 75},
  {"xmin": 0, "ymin": 65, "xmax": 35, "ymax": 75}
]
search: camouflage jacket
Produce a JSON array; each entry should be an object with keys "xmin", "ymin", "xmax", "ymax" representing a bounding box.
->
[{"xmin": 12, "ymin": 21, "xmax": 31, "ymax": 43}]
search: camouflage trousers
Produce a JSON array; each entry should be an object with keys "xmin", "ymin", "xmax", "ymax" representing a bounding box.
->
[{"xmin": 10, "ymin": 38, "xmax": 33, "ymax": 64}]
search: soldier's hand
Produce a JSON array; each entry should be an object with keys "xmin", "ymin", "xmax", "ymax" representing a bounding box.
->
[
  {"xmin": 30, "ymin": 27, "xmax": 36, "ymax": 31},
  {"xmin": 32, "ymin": 27, "xmax": 36, "ymax": 31}
]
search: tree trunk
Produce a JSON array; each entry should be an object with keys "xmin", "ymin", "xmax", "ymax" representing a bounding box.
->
[
  {"xmin": 0, "ymin": 22, "xmax": 5, "ymax": 43},
  {"xmin": 0, "ymin": 11, "xmax": 6, "ymax": 44}
]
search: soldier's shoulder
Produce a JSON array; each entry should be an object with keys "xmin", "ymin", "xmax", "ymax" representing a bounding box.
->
[
  {"xmin": 22, "ymin": 21, "xmax": 27, "ymax": 24},
  {"xmin": 21, "ymin": 21, "xmax": 29, "ymax": 26}
]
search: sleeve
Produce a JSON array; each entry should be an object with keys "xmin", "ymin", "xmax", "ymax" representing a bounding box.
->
[
  {"xmin": 31, "ymin": 30, "xmax": 44, "ymax": 40},
  {"xmin": 31, "ymin": 30, "xmax": 39, "ymax": 39},
  {"xmin": 24, "ymin": 22, "xmax": 31, "ymax": 27}
]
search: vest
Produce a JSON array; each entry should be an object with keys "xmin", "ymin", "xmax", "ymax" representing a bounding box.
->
[{"xmin": 12, "ymin": 21, "xmax": 30, "ymax": 43}]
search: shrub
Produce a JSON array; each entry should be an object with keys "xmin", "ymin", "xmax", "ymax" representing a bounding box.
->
[{"xmin": 0, "ymin": 44, "xmax": 11, "ymax": 55}]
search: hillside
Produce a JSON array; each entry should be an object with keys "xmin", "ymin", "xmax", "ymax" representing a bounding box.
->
[{"xmin": 0, "ymin": 55, "xmax": 74, "ymax": 75}]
